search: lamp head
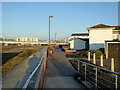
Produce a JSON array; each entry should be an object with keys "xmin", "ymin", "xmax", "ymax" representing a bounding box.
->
[{"xmin": 49, "ymin": 16, "xmax": 53, "ymax": 18}]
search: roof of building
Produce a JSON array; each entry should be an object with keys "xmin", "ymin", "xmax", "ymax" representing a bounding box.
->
[
  {"xmin": 89, "ymin": 24, "xmax": 111, "ymax": 28},
  {"xmin": 69, "ymin": 38, "xmax": 88, "ymax": 41},
  {"xmin": 71, "ymin": 33, "xmax": 89, "ymax": 36},
  {"xmin": 105, "ymin": 40, "xmax": 120, "ymax": 42},
  {"xmin": 87, "ymin": 24, "xmax": 120, "ymax": 30},
  {"xmin": 113, "ymin": 26, "xmax": 120, "ymax": 30}
]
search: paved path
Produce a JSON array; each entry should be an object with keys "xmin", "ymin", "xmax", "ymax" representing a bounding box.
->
[
  {"xmin": 2, "ymin": 47, "xmax": 47, "ymax": 88},
  {"xmin": 43, "ymin": 49, "xmax": 85, "ymax": 88}
]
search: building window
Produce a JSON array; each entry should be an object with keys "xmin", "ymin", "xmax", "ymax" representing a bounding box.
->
[{"xmin": 113, "ymin": 31, "xmax": 120, "ymax": 34}]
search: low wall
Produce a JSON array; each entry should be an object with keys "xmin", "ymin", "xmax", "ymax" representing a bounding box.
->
[
  {"xmin": 38, "ymin": 48, "xmax": 48, "ymax": 89},
  {"xmin": 62, "ymin": 46, "xmax": 76, "ymax": 53},
  {"xmin": 65, "ymin": 49, "xmax": 77, "ymax": 53}
]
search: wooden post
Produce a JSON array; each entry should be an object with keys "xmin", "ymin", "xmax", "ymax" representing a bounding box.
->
[
  {"xmin": 88, "ymin": 52, "xmax": 90, "ymax": 61},
  {"xmin": 93, "ymin": 53, "xmax": 96, "ymax": 64},
  {"xmin": 100, "ymin": 54, "xmax": 103, "ymax": 67},
  {"xmin": 106, "ymin": 43, "xmax": 108, "ymax": 59},
  {"xmin": 111, "ymin": 58, "xmax": 114, "ymax": 72},
  {"xmin": 78, "ymin": 62, "xmax": 80, "ymax": 73}
]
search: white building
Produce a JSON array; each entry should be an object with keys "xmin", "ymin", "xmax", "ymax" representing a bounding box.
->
[
  {"xmin": 15, "ymin": 37, "xmax": 39, "ymax": 42},
  {"xmin": 28, "ymin": 37, "xmax": 33, "ymax": 42},
  {"xmin": 69, "ymin": 33, "xmax": 89, "ymax": 50},
  {"xmin": 69, "ymin": 38, "xmax": 86, "ymax": 50},
  {"xmin": 87, "ymin": 24, "xmax": 120, "ymax": 50},
  {"xmin": 32, "ymin": 38, "xmax": 39, "ymax": 42}
]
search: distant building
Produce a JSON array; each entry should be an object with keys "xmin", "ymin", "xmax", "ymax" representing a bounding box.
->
[
  {"xmin": 59, "ymin": 38, "xmax": 69, "ymax": 43},
  {"xmin": 87, "ymin": 24, "xmax": 120, "ymax": 50},
  {"xmin": 15, "ymin": 37, "xmax": 39, "ymax": 42}
]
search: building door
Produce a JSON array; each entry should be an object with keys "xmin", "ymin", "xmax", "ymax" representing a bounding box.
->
[{"xmin": 108, "ymin": 43, "xmax": 120, "ymax": 60}]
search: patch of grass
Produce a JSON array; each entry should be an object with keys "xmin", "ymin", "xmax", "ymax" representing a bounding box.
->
[
  {"xmin": 2, "ymin": 46, "xmax": 43, "ymax": 75},
  {"xmin": 86, "ymin": 50, "xmax": 105, "ymax": 59},
  {"xmin": 48, "ymin": 45, "xmax": 59, "ymax": 51},
  {"xmin": 75, "ymin": 49, "xmax": 105, "ymax": 59}
]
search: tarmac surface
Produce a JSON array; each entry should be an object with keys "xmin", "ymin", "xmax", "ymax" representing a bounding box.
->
[
  {"xmin": 2, "ymin": 47, "xmax": 47, "ymax": 88},
  {"xmin": 43, "ymin": 48, "xmax": 85, "ymax": 88}
]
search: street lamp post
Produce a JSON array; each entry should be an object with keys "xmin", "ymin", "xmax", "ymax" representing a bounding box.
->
[{"xmin": 49, "ymin": 16, "xmax": 53, "ymax": 45}]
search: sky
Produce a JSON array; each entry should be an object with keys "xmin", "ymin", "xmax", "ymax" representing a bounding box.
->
[
  {"xmin": 1, "ymin": 0, "xmax": 120, "ymax": 2},
  {"xmin": 2, "ymin": 2, "xmax": 119, "ymax": 40}
]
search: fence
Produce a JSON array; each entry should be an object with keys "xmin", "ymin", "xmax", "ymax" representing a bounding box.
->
[
  {"xmin": 75, "ymin": 59, "xmax": 120, "ymax": 89},
  {"xmin": 88, "ymin": 52, "xmax": 120, "ymax": 72},
  {"xmin": 22, "ymin": 50, "xmax": 47, "ymax": 89}
]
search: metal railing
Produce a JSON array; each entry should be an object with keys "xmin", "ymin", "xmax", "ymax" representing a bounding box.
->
[
  {"xmin": 22, "ymin": 56, "xmax": 44, "ymax": 89},
  {"xmin": 75, "ymin": 59, "xmax": 120, "ymax": 89}
]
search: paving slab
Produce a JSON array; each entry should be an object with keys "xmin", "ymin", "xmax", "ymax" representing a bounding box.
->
[{"xmin": 43, "ymin": 76, "xmax": 84, "ymax": 88}]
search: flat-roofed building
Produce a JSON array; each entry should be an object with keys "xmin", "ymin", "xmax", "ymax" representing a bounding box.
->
[
  {"xmin": 28, "ymin": 37, "xmax": 33, "ymax": 42},
  {"xmin": 69, "ymin": 33, "xmax": 89, "ymax": 50},
  {"xmin": 15, "ymin": 37, "xmax": 38, "ymax": 42},
  {"xmin": 33, "ymin": 38, "xmax": 39, "ymax": 42},
  {"xmin": 24, "ymin": 37, "xmax": 28, "ymax": 42}
]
